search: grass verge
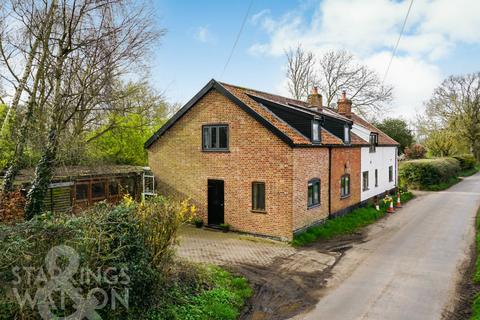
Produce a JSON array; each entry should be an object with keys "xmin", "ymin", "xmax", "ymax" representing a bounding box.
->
[
  {"xmin": 422, "ymin": 165, "xmax": 480, "ymax": 191},
  {"xmin": 148, "ymin": 265, "xmax": 252, "ymax": 320},
  {"xmin": 471, "ymin": 208, "xmax": 480, "ymax": 320},
  {"xmin": 292, "ymin": 192, "xmax": 414, "ymax": 247}
]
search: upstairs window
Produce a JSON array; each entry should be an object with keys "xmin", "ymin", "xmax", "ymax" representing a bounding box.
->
[
  {"xmin": 307, "ymin": 179, "xmax": 321, "ymax": 208},
  {"xmin": 362, "ymin": 171, "xmax": 369, "ymax": 191},
  {"xmin": 203, "ymin": 125, "xmax": 228, "ymax": 151},
  {"xmin": 369, "ymin": 133, "xmax": 378, "ymax": 152},
  {"xmin": 344, "ymin": 125, "xmax": 350, "ymax": 144},
  {"xmin": 252, "ymin": 182, "xmax": 266, "ymax": 212},
  {"xmin": 312, "ymin": 120, "xmax": 321, "ymax": 142},
  {"xmin": 340, "ymin": 174, "xmax": 350, "ymax": 198}
]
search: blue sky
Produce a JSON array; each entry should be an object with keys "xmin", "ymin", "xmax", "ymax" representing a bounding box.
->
[{"xmin": 150, "ymin": 0, "xmax": 480, "ymax": 120}]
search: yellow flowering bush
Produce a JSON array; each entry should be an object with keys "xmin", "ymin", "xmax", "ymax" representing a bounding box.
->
[{"xmin": 136, "ymin": 196, "xmax": 196, "ymax": 270}]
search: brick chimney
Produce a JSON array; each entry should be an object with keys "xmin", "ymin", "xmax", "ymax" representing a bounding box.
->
[
  {"xmin": 307, "ymin": 86, "xmax": 322, "ymax": 111},
  {"xmin": 337, "ymin": 90, "xmax": 352, "ymax": 118}
]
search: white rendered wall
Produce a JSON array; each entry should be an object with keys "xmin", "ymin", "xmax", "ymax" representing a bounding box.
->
[{"xmin": 360, "ymin": 146, "xmax": 397, "ymax": 201}]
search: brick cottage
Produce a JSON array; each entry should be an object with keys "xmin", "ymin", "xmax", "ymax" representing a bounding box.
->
[{"xmin": 145, "ymin": 79, "xmax": 398, "ymax": 240}]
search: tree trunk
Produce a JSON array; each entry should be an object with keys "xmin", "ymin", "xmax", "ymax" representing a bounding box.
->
[
  {"xmin": 0, "ymin": 37, "xmax": 41, "ymax": 138},
  {"xmin": 23, "ymin": 128, "xmax": 58, "ymax": 219},
  {"xmin": 1, "ymin": 1, "xmax": 56, "ymax": 194}
]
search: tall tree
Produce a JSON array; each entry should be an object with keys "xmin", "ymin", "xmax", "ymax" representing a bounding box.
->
[
  {"xmin": 285, "ymin": 46, "xmax": 393, "ymax": 117},
  {"xmin": 1, "ymin": 0, "xmax": 57, "ymax": 193},
  {"xmin": 15, "ymin": 0, "xmax": 163, "ymax": 218},
  {"xmin": 425, "ymin": 73, "xmax": 480, "ymax": 160},
  {"xmin": 373, "ymin": 118, "xmax": 414, "ymax": 154},
  {"xmin": 285, "ymin": 45, "xmax": 316, "ymax": 100},
  {"xmin": 424, "ymin": 130, "xmax": 461, "ymax": 157}
]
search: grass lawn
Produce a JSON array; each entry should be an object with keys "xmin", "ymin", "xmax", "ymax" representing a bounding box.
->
[
  {"xmin": 148, "ymin": 265, "xmax": 252, "ymax": 320},
  {"xmin": 292, "ymin": 192, "xmax": 414, "ymax": 247},
  {"xmin": 422, "ymin": 165, "xmax": 480, "ymax": 191}
]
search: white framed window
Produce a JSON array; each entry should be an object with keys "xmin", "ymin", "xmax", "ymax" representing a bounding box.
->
[{"xmin": 362, "ymin": 171, "xmax": 369, "ymax": 191}]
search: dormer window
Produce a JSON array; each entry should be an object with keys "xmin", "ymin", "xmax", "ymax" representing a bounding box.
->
[
  {"xmin": 344, "ymin": 125, "xmax": 350, "ymax": 144},
  {"xmin": 312, "ymin": 120, "xmax": 321, "ymax": 143},
  {"xmin": 369, "ymin": 133, "xmax": 378, "ymax": 152}
]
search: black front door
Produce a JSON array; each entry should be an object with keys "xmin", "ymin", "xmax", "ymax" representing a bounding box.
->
[{"xmin": 208, "ymin": 179, "xmax": 224, "ymax": 225}]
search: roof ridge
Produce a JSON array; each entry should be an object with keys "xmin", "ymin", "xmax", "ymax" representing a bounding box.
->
[
  {"xmin": 219, "ymin": 81, "xmax": 354, "ymax": 122},
  {"xmin": 219, "ymin": 81, "xmax": 307, "ymax": 106}
]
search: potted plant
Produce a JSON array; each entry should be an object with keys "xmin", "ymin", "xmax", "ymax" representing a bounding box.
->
[
  {"xmin": 219, "ymin": 223, "xmax": 230, "ymax": 233},
  {"xmin": 193, "ymin": 217, "xmax": 204, "ymax": 228}
]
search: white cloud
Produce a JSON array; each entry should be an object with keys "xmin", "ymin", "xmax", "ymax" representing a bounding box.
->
[
  {"xmin": 248, "ymin": 0, "xmax": 480, "ymax": 119},
  {"xmin": 193, "ymin": 26, "xmax": 215, "ymax": 44},
  {"xmin": 365, "ymin": 52, "xmax": 442, "ymax": 118},
  {"xmin": 250, "ymin": 9, "xmax": 270, "ymax": 25}
]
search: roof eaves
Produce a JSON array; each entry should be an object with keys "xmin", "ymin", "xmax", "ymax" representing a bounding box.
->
[{"xmin": 144, "ymin": 79, "xmax": 217, "ymax": 148}]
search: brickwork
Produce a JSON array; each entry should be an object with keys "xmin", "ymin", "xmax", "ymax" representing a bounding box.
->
[
  {"xmin": 292, "ymin": 148, "xmax": 330, "ymax": 230},
  {"xmin": 148, "ymin": 89, "xmax": 294, "ymax": 240},
  {"xmin": 330, "ymin": 147, "xmax": 361, "ymax": 214}
]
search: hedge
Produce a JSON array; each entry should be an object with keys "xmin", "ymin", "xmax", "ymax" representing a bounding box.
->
[
  {"xmin": 452, "ymin": 154, "xmax": 476, "ymax": 170},
  {"xmin": 399, "ymin": 157, "xmax": 461, "ymax": 189}
]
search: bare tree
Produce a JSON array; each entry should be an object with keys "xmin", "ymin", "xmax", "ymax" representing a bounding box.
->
[
  {"xmin": 425, "ymin": 73, "xmax": 480, "ymax": 160},
  {"xmin": 2, "ymin": 0, "xmax": 165, "ymax": 218},
  {"xmin": 0, "ymin": 0, "xmax": 45, "ymax": 138},
  {"xmin": 285, "ymin": 46, "xmax": 393, "ymax": 117},
  {"xmin": 285, "ymin": 45, "xmax": 316, "ymax": 100},
  {"xmin": 1, "ymin": 0, "xmax": 57, "ymax": 194}
]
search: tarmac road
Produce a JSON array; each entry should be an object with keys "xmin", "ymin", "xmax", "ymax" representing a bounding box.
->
[{"xmin": 298, "ymin": 173, "xmax": 480, "ymax": 320}]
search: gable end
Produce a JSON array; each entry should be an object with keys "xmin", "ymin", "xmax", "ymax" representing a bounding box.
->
[{"xmin": 144, "ymin": 79, "xmax": 295, "ymax": 149}]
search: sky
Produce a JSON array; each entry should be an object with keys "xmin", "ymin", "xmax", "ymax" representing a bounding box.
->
[{"xmin": 150, "ymin": 0, "xmax": 480, "ymax": 121}]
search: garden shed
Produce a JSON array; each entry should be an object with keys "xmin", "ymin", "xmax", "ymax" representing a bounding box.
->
[{"xmin": 3, "ymin": 165, "xmax": 154, "ymax": 213}]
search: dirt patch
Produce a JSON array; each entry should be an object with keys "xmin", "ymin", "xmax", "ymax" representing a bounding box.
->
[
  {"xmin": 237, "ymin": 232, "xmax": 365, "ymax": 320},
  {"xmin": 443, "ymin": 229, "xmax": 479, "ymax": 319}
]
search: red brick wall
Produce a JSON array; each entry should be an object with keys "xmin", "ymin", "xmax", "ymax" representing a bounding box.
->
[
  {"xmin": 292, "ymin": 148, "xmax": 330, "ymax": 230},
  {"xmin": 330, "ymin": 147, "xmax": 361, "ymax": 214},
  {"xmin": 148, "ymin": 89, "xmax": 294, "ymax": 240}
]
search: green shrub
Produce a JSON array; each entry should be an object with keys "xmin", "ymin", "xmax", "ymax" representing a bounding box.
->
[
  {"xmin": 0, "ymin": 198, "xmax": 250, "ymax": 319},
  {"xmin": 0, "ymin": 205, "xmax": 160, "ymax": 319},
  {"xmin": 453, "ymin": 154, "xmax": 477, "ymax": 170},
  {"xmin": 0, "ymin": 197, "xmax": 191, "ymax": 319},
  {"xmin": 399, "ymin": 158, "xmax": 461, "ymax": 189}
]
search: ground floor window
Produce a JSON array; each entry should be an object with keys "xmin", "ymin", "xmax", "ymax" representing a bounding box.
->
[
  {"xmin": 341, "ymin": 174, "xmax": 350, "ymax": 198},
  {"xmin": 308, "ymin": 179, "xmax": 320, "ymax": 208},
  {"xmin": 363, "ymin": 171, "xmax": 369, "ymax": 191},
  {"xmin": 389, "ymin": 166, "xmax": 394, "ymax": 182},
  {"xmin": 375, "ymin": 169, "xmax": 378, "ymax": 187},
  {"xmin": 252, "ymin": 182, "xmax": 265, "ymax": 211}
]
